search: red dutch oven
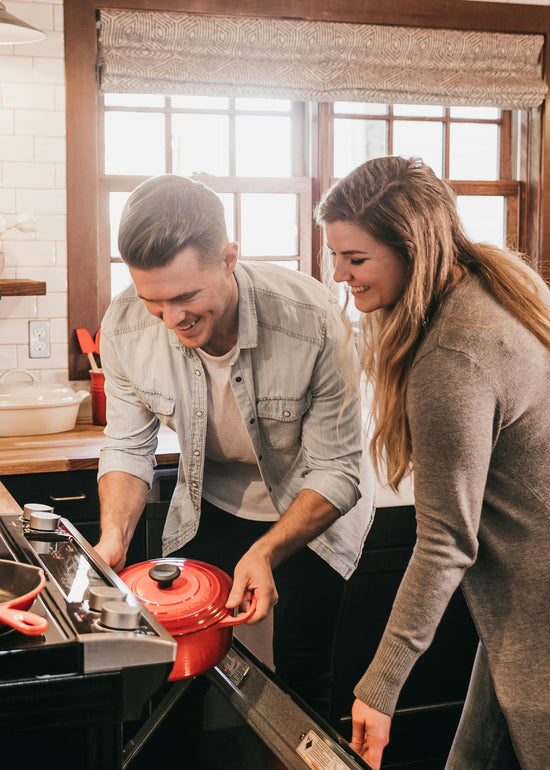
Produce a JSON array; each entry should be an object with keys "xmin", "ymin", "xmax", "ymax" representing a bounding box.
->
[
  {"xmin": 0, "ymin": 559, "xmax": 48, "ymax": 636},
  {"xmin": 119, "ymin": 558, "xmax": 256, "ymax": 680}
]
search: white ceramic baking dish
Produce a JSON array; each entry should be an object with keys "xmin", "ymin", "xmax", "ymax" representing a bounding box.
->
[{"xmin": 0, "ymin": 369, "xmax": 89, "ymax": 437}]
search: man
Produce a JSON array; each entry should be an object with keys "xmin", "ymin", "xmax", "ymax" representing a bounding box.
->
[{"xmin": 95, "ymin": 174, "xmax": 374, "ymax": 719}]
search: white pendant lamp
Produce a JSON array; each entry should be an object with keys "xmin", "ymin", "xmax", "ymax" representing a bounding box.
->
[{"xmin": 0, "ymin": 2, "xmax": 45, "ymax": 44}]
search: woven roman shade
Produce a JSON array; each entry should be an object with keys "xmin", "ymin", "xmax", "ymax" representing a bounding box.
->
[{"xmin": 97, "ymin": 10, "xmax": 547, "ymax": 109}]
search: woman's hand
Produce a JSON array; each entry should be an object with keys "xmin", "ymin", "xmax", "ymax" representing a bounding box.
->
[{"xmin": 350, "ymin": 699, "xmax": 392, "ymax": 770}]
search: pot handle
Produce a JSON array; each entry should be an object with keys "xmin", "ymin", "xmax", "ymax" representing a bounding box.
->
[
  {"xmin": 218, "ymin": 595, "xmax": 257, "ymax": 628},
  {"xmin": 0, "ymin": 605, "xmax": 48, "ymax": 636},
  {"xmin": 0, "ymin": 368, "xmax": 38, "ymax": 383}
]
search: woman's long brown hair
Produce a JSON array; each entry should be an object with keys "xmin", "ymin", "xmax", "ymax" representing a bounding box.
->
[{"xmin": 316, "ymin": 156, "xmax": 550, "ymax": 490}]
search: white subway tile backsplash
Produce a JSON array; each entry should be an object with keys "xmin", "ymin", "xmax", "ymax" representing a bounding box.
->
[
  {"xmin": 2, "ymin": 82, "xmax": 54, "ymax": 110},
  {"xmin": 0, "ymin": 55, "xmax": 33, "ymax": 83},
  {"xmin": 54, "ymin": 83, "xmax": 65, "ymax": 111},
  {"xmin": 0, "ymin": 189, "xmax": 15, "ymax": 211},
  {"xmin": 34, "ymin": 57, "xmax": 65, "ymax": 85},
  {"xmin": 0, "ymin": 319, "xmax": 28, "ymax": 344},
  {"xmin": 0, "ymin": 109, "xmax": 14, "ymax": 134},
  {"xmin": 35, "ymin": 213, "xmax": 66, "ymax": 240},
  {"xmin": 16, "ymin": 188, "xmax": 66, "ymax": 215},
  {"xmin": 15, "ymin": 109, "xmax": 65, "ymax": 137},
  {"xmin": 3, "ymin": 161, "xmax": 56, "ymax": 188},
  {"xmin": 54, "ymin": 239, "xmax": 66, "ymax": 265},
  {"xmin": 0, "ymin": 295, "xmax": 38, "ymax": 319},
  {"xmin": 0, "ymin": 135, "xmax": 34, "ymax": 161},
  {"xmin": 3, "ymin": 240, "xmax": 56, "ymax": 267},
  {"xmin": 54, "ymin": 162, "xmax": 66, "ymax": 188},
  {"xmin": 49, "ymin": 316, "xmax": 67, "ymax": 343},
  {"xmin": 17, "ymin": 266, "xmax": 66, "ymax": 291},
  {"xmin": 34, "ymin": 136, "xmax": 65, "ymax": 162},
  {"xmin": 36, "ymin": 292, "xmax": 67, "ymax": 318},
  {"xmin": 0, "ymin": 346, "xmax": 17, "ymax": 371}
]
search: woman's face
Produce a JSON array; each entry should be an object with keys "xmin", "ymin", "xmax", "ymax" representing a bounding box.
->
[{"xmin": 325, "ymin": 220, "xmax": 408, "ymax": 314}]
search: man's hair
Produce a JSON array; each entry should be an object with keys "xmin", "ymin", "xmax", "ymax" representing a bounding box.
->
[{"xmin": 118, "ymin": 174, "xmax": 228, "ymax": 269}]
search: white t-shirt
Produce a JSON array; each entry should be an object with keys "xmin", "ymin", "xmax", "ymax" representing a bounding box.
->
[{"xmin": 196, "ymin": 345, "xmax": 280, "ymax": 522}]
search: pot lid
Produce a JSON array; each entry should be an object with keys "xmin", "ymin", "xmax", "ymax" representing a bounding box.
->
[
  {"xmin": 0, "ymin": 368, "xmax": 87, "ymax": 409},
  {"xmin": 119, "ymin": 558, "xmax": 233, "ymax": 634}
]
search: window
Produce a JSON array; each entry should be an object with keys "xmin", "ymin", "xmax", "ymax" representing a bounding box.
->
[
  {"xmin": 331, "ymin": 102, "xmax": 517, "ymax": 249},
  {"xmin": 101, "ymin": 94, "xmax": 517, "ymax": 303},
  {"xmin": 101, "ymin": 94, "xmax": 311, "ymax": 299}
]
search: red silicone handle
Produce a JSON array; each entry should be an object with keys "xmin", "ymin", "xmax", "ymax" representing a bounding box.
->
[{"xmin": 218, "ymin": 595, "xmax": 257, "ymax": 628}]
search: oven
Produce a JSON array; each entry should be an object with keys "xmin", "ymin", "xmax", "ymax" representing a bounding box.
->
[{"xmin": 0, "ymin": 509, "xmax": 371, "ymax": 770}]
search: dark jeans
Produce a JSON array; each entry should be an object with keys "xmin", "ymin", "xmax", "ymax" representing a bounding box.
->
[{"xmin": 169, "ymin": 498, "xmax": 346, "ymax": 721}]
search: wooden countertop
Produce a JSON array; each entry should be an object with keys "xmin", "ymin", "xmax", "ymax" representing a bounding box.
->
[{"xmin": 0, "ymin": 421, "xmax": 181, "ymax": 475}]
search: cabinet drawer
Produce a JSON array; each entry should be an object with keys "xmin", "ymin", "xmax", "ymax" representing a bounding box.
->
[{"xmin": 2, "ymin": 470, "xmax": 100, "ymax": 523}]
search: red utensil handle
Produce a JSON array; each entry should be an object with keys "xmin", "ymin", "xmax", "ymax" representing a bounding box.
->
[
  {"xmin": 0, "ymin": 606, "xmax": 48, "ymax": 636},
  {"xmin": 218, "ymin": 595, "xmax": 257, "ymax": 628}
]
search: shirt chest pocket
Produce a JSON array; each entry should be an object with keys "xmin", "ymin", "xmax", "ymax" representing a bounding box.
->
[
  {"xmin": 256, "ymin": 394, "xmax": 311, "ymax": 449},
  {"xmin": 135, "ymin": 388, "xmax": 176, "ymax": 427}
]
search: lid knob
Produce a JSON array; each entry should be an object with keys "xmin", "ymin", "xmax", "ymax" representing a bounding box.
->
[{"xmin": 149, "ymin": 563, "xmax": 181, "ymax": 589}]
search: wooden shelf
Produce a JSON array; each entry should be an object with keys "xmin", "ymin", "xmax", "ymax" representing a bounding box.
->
[{"xmin": 0, "ymin": 279, "xmax": 47, "ymax": 297}]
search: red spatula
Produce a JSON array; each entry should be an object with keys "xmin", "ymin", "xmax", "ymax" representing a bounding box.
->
[{"xmin": 76, "ymin": 328, "xmax": 100, "ymax": 372}]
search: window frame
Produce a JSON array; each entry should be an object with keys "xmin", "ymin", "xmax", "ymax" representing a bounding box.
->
[{"xmin": 65, "ymin": 1, "xmax": 549, "ymax": 381}]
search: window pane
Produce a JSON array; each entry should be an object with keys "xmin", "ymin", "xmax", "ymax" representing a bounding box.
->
[
  {"xmin": 334, "ymin": 102, "xmax": 388, "ymax": 115},
  {"xmin": 457, "ymin": 196, "xmax": 505, "ymax": 248},
  {"xmin": 393, "ymin": 104, "xmax": 444, "ymax": 117},
  {"xmin": 217, "ymin": 193, "xmax": 235, "ymax": 242},
  {"xmin": 236, "ymin": 116, "xmax": 291, "ymax": 176},
  {"xmin": 104, "ymin": 93, "xmax": 165, "ymax": 107},
  {"xmin": 450, "ymin": 106, "xmax": 500, "ymax": 119},
  {"xmin": 235, "ymin": 98, "xmax": 291, "ymax": 112},
  {"xmin": 393, "ymin": 121, "xmax": 443, "ymax": 177},
  {"xmin": 266, "ymin": 260, "xmax": 299, "ymax": 271},
  {"xmin": 172, "ymin": 114, "xmax": 230, "ymax": 175},
  {"xmin": 111, "ymin": 262, "xmax": 132, "ymax": 299},
  {"xmin": 105, "ymin": 113, "xmax": 165, "ymax": 175},
  {"xmin": 333, "ymin": 119, "xmax": 387, "ymax": 178},
  {"xmin": 109, "ymin": 192, "xmax": 130, "ymax": 258},
  {"xmin": 240, "ymin": 194, "xmax": 297, "ymax": 256},
  {"xmin": 449, "ymin": 124, "xmax": 499, "ymax": 180},
  {"xmin": 171, "ymin": 95, "xmax": 229, "ymax": 110}
]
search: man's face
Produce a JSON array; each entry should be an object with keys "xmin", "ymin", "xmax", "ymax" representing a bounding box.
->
[{"xmin": 129, "ymin": 243, "xmax": 239, "ymax": 356}]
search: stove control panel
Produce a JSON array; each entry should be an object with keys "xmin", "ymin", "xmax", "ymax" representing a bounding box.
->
[{"xmin": 0, "ymin": 513, "xmax": 177, "ymax": 675}]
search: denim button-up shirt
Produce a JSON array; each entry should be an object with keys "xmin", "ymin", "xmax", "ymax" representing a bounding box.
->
[{"xmin": 98, "ymin": 261, "xmax": 375, "ymax": 578}]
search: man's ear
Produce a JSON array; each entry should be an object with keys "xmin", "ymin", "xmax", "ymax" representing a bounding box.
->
[{"xmin": 223, "ymin": 241, "xmax": 239, "ymax": 274}]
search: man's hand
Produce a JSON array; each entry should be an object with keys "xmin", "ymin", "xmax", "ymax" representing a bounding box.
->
[
  {"xmin": 350, "ymin": 699, "xmax": 391, "ymax": 770},
  {"xmin": 96, "ymin": 471, "xmax": 148, "ymax": 573},
  {"xmin": 225, "ymin": 489, "xmax": 339, "ymax": 623},
  {"xmin": 94, "ymin": 530, "xmax": 128, "ymax": 573},
  {"xmin": 225, "ymin": 545, "xmax": 278, "ymax": 623}
]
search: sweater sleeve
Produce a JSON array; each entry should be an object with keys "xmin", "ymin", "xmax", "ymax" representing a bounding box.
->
[{"xmin": 354, "ymin": 346, "xmax": 500, "ymax": 715}]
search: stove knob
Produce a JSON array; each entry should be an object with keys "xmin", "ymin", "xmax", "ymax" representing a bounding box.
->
[
  {"xmin": 88, "ymin": 586, "xmax": 126, "ymax": 612},
  {"xmin": 23, "ymin": 502, "xmax": 54, "ymax": 522},
  {"xmin": 100, "ymin": 600, "xmax": 141, "ymax": 631},
  {"xmin": 29, "ymin": 510, "xmax": 60, "ymax": 531}
]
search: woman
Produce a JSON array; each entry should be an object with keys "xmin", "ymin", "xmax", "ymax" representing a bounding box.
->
[{"xmin": 316, "ymin": 156, "xmax": 550, "ymax": 770}]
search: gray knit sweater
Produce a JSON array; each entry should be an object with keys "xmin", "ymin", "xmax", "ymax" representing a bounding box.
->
[{"xmin": 354, "ymin": 273, "xmax": 550, "ymax": 769}]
